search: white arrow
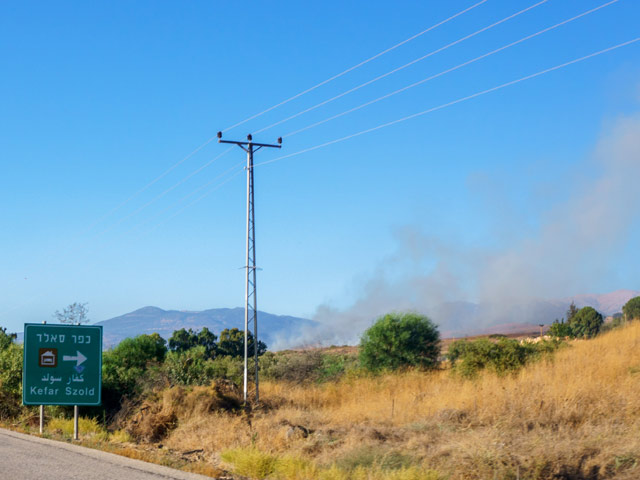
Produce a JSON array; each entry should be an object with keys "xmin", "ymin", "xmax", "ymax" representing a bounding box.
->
[{"xmin": 62, "ymin": 351, "xmax": 87, "ymax": 367}]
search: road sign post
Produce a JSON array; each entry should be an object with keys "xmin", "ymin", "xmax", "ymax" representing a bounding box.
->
[{"xmin": 23, "ymin": 324, "xmax": 102, "ymax": 407}]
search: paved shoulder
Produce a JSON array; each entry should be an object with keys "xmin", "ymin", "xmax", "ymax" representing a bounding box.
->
[{"xmin": 0, "ymin": 428, "xmax": 213, "ymax": 480}]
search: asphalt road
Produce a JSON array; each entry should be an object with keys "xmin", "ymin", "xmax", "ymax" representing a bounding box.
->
[{"xmin": 0, "ymin": 428, "xmax": 213, "ymax": 480}]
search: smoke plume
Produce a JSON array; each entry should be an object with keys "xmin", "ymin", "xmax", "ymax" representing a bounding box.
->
[{"xmin": 274, "ymin": 114, "xmax": 640, "ymax": 349}]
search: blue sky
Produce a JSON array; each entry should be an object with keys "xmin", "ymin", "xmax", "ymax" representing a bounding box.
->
[{"xmin": 1, "ymin": 0, "xmax": 639, "ymax": 335}]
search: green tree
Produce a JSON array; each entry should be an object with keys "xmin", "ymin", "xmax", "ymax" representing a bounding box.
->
[
  {"xmin": 168, "ymin": 328, "xmax": 198, "ymax": 352},
  {"xmin": 54, "ymin": 302, "xmax": 89, "ymax": 324},
  {"xmin": 168, "ymin": 327, "xmax": 218, "ymax": 359},
  {"xmin": 0, "ymin": 327, "xmax": 17, "ymax": 351},
  {"xmin": 569, "ymin": 306, "xmax": 603, "ymax": 339},
  {"xmin": 359, "ymin": 312, "xmax": 440, "ymax": 372},
  {"xmin": 218, "ymin": 328, "xmax": 266, "ymax": 358},
  {"xmin": 549, "ymin": 318, "xmax": 572, "ymax": 338},
  {"xmin": 623, "ymin": 296, "xmax": 640, "ymax": 322},
  {"xmin": 566, "ymin": 301, "xmax": 579, "ymax": 323},
  {"xmin": 197, "ymin": 327, "xmax": 218, "ymax": 359}
]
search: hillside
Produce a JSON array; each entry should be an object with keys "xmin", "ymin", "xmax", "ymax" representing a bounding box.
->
[{"xmin": 94, "ymin": 306, "xmax": 316, "ymax": 348}]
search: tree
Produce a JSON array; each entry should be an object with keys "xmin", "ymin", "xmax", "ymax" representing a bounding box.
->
[
  {"xmin": 197, "ymin": 327, "xmax": 218, "ymax": 359},
  {"xmin": 168, "ymin": 328, "xmax": 198, "ymax": 352},
  {"xmin": 623, "ymin": 296, "xmax": 640, "ymax": 322},
  {"xmin": 0, "ymin": 327, "xmax": 16, "ymax": 351},
  {"xmin": 549, "ymin": 318, "xmax": 572, "ymax": 338},
  {"xmin": 569, "ymin": 306, "xmax": 603, "ymax": 339},
  {"xmin": 54, "ymin": 302, "xmax": 89, "ymax": 324},
  {"xmin": 168, "ymin": 327, "xmax": 218, "ymax": 359},
  {"xmin": 218, "ymin": 328, "xmax": 266, "ymax": 358},
  {"xmin": 359, "ymin": 312, "xmax": 440, "ymax": 372},
  {"xmin": 566, "ymin": 301, "xmax": 579, "ymax": 324}
]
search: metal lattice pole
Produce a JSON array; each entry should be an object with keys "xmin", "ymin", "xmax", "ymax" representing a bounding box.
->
[{"xmin": 218, "ymin": 132, "xmax": 281, "ymax": 404}]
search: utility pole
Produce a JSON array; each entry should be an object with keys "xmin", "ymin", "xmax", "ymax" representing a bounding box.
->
[{"xmin": 217, "ymin": 131, "xmax": 281, "ymax": 404}]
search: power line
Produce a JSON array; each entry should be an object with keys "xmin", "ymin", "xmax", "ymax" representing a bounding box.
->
[
  {"xmin": 102, "ymin": 0, "xmax": 556, "ymax": 233},
  {"xmin": 284, "ymin": 0, "xmax": 621, "ymax": 138},
  {"xmin": 255, "ymin": 37, "xmax": 640, "ymax": 169},
  {"xmin": 106, "ymin": 0, "xmax": 623, "ymax": 237},
  {"xmin": 221, "ymin": 0, "xmax": 489, "ymax": 134},
  {"xmin": 94, "ymin": 147, "xmax": 234, "ymax": 238},
  {"xmin": 129, "ymin": 160, "xmax": 246, "ymax": 235},
  {"xmin": 253, "ymin": 0, "xmax": 550, "ymax": 135},
  {"xmin": 79, "ymin": 1, "xmax": 488, "ymax": 238},
  {"xmin": 83, "ymin": 135, "xmax": 220, "ymax": 233}
]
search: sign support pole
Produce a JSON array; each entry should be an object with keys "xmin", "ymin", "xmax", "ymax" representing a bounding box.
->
[
  {"xmin": 40, "ymin": 320, "xmax": 45, "ymax": 435},
  {"xmin": 73, "ymin": 405, "xmax": 79, "ymax": 440}
]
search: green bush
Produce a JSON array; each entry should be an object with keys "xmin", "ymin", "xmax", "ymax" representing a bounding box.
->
[
  {"xmin": 448, "ymin": 337, "xmax": 561, "ymax": 378},
  {"xmin": 102, "ymin": 333, "xmax": 168, "ymax": 411},
  {"xmin": 623, "ymin": 296, "xmax": 640, "ymax": 322},
  {"xmin": 259, "ymin": 350, "xmax": 324, "ymax": 383},
  {"xmin": 163, "ymin": 345, "xmax": 211, "ymax": 386},
  {"xmin": 549, "ymin": 319, "xmax": 572, "ymax": 338},
  {"xmin": 359, "ymin": 312, "xmax": 440, "ymax": 372},
  {"xmin": 259, "ymin": 350, "xmax": 359, "ymax": 384},
  {"xmin": 0, "ymin": 339, "xmax": 23, "ymax": 419},
  {"xmin": 208, "ymin": 355, "xmax": 244, "ymax": 385},
  {"xmin": 569, "ymin": 306, "xmax": 603, "ymax": 339}
]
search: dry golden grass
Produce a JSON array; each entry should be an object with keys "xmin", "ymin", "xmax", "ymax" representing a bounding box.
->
[{"xmin": 132, "ymin": 323, "xmax": 640, "ymax": 479}]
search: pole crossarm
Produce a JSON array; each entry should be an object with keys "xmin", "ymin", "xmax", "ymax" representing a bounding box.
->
[
  {"xmin": 217, "ymin": 132, "xmax": 282, "ymax": 405},
  {"xmin": 218, "ymin": 139, "xmax": 282, "ymax": 149}
]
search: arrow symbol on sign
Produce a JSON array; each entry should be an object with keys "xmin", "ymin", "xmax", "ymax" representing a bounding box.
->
[{"xmin": 62, "ymin": 351, "xmax": 87, "ymax": 367}]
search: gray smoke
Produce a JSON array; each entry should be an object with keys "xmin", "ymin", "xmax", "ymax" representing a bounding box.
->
[{"xmin": 273, "ymin": 114, "xmax": 640, "ymax": 349}]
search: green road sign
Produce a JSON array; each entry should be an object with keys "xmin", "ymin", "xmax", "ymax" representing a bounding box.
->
[{"xmin": 23, "ymin": 324, "xmax": 102, "ymax": 406}]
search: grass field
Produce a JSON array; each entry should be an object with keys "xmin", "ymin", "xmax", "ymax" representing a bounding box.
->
[
  {"xmin": 7, "ymin": 322, "xmax": 640, "ymax": 479},
  {"xmin": 108, "ymin": 322, "xmax": 640, "ymax": 479}
]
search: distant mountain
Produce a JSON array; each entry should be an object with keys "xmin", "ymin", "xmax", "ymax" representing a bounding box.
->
[{"xmin": 94, "ymin": 306, "xmax": 316, "ymax": 349}]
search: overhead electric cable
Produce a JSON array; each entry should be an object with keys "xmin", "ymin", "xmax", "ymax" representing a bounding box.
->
[
  {"xmin": 124, "ymin": 159, "xmax": 246, "ymax": 235},
  {"xmin": 94, "ymin": 147, "xmax": 234, "ymax": 238},
  {"xmin": 148, "ymin": 168, "xmax": 245, "ymax": 233},
  {"xmin": 81, "ymin": 1, "xmax": 487, "ymax": 236},
  {"xmin": 84, "ymin": 135, "xmax": 220, "ymax": 233},
  {"xmin": 254, "ymin": 37, "xmax": 640, "ymax": 169},
  {"xmin": 253, "ymin": 0, "xmax": 550, "ymax": 135},
  {"xmin": 284, "ymin": 0, "xmax": 620, "ymax": 138},
  {"xmin": 221, "ymin": 0, "xmax": 489, "ymax": 134}
]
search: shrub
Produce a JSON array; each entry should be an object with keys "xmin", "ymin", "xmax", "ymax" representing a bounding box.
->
[
  {"xmin": 0, "ymin": 340, "xmax": 23, "ymax": 419},
  {"xmin": 623, "ymin": 296, "xmax": 640, "ymax": 321},
  {"xmin": 569, "ymin": 306, "xmax": 603, "ymax": 339},
  {"xmin": 221, "ymin": 448, "xmax": 278, "ymax": 479},
  {"xmin": 102, "ymin": 333, "xmax": 168, "ymax": 411},
  {"xmin": 359, "ymin": 312, "xmax": 440, "ymax": 372},
  {"xmin": 208, "ymin": 355, "xmax": 244, "ymax": 385},
  {"xmin": 549, "ymin": 319, "xmax": 573, "ymax": 338},
  {"xmin": 448, "ymin": 337, "xmax": 561, "ymax": 378},
  {"xmin": 259, "ymin": 350, "xmax": 324, "ymax": 383},
  {"xmin": 163, "ymin": 346, "xmax": 210, "ymax": 386}
]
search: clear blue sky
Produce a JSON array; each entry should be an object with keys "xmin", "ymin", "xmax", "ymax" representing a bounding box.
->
[{"xmin": 1, "ymin": 0, "xmax": 639, "ymax": 335}]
